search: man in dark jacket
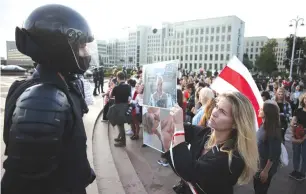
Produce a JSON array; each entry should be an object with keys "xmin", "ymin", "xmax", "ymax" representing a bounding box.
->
[{"xmin": 1, "ymin": 4, "xmax": 96, "ymax": 194}]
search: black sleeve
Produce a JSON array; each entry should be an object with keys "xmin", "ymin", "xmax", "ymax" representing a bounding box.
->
[
  {"xmin": 111, "ymin": 86, "xmax": 117, "ymax": 97},
  {"xmin": 268, "ymin": 137, "xmax": 281, "ymax": 163},
  {"xmin": 166, "ymin": 143, "xmax": 244, "ymax": 183},
  {"xmin": 184, "ymin": 123, "xmax": 206, "ymax": 144},
  {"xmin": 4, "ymin": 84, "xmax": 72, "ymax": 181}
]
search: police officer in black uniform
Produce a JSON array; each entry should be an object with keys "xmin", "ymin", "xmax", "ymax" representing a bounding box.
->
[
  {"xmin": 98, "ymin": 66, "xmax": 105, "ymax": 93},
  {"xmin": 93, "ymin": 68, "xmax": 99, "ymax": 95},
  {"xmin": 2, "ymin": 4, "xmax": 96, "ymax": 194}
]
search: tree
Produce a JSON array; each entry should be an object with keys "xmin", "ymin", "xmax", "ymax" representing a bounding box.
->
[
  {"xmin": 284, "ymin": 36, "xmax": 306, "ymax": 75},
  {"xmin": 255, "ymin": 39, "xmax": 278, "ymax": 74},
  {"xmin": 242, "ymin": 53, "xmax": 253, "ymax": 69}
]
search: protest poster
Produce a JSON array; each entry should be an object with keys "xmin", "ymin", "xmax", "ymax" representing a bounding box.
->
[
  {"xmin": 142, "ymin": 60, "xmax": 178, "ymax": 152},
  {"xmin": 142, "ymin": 60, "xmax": 178, "ymax": 108},
  {"xmin": 142, "ymin": 106, "xmax": 174, "ymax": 153}
]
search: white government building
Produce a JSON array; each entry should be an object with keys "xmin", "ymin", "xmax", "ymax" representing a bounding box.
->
[
  {"xmin": 98, "ymin": 15, "xmax": 288, "ymax": 72},
  {"xmin": 98, "ymin": 15, "xmax": 245, "ymax": 72},
  {"xmin": 244, "ymin": 37, "xmax": 287, "ymax": 71}
]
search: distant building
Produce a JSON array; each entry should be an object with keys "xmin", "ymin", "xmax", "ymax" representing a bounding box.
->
[
  {"xmin": 244, "ymin": 36, "xmax": 269, "ymax": 65},
  {"xmin": 6, "ymin": 41, "xmax": 34, "ymax": 67},
  {"xmin": 274, "ymin": 38, "xmax": 287, "ymax": 71}
]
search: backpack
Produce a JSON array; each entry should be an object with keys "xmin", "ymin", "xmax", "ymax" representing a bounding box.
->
[{"xmin": 3, "ymin": 78, "xmax": 40, "ymax": 155}]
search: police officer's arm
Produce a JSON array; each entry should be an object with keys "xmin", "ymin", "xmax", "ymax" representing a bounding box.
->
[{"xmin": 7, "ymin": 84, "xmax": 73, "ymax": 180}]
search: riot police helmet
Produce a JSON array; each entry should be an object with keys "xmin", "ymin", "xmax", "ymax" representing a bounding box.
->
[{"xmin": 15, "ymin": 4, "xmax": 99, "ymax": 73}]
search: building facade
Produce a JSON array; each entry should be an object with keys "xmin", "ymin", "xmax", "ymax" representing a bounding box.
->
[
  {"xmin": 122, "ymin": 16, "xmax": 245, "ymax": 72},
  {"xmin": 244, "ymin": 36, "xmax": 269, "ymax": 65},
  {"xmin": 6, "ymin": 41, "xmax": 33, "ymax": 67},
  {"xmin": 274, "ymin": 38, "xmax": 287, "ymax": 71}
]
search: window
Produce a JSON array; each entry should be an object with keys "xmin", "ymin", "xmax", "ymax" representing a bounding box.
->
[
  {"xmin": 210, "ymin": 45, "xmax": 213, "ymax": 52},
  {"xmin": 206, "ymin": 27, "xmax": 209, "ymax": 34},
  {"xmin": 220, "ymin": 54, "xmax": 224, "ymax": 60},
  {"xmin": 173, "ymin": 56, "xmax": 175, "ymax": 60},
  {"xmin": 185, "ymin": 54, "xmax": 188, "ymax": 60},
  {"xmin": 177, "ymin": 40, "xmax": 179, "ymax": 45},
  {"xmin": 191, "ymin": 29, "xmax": 194, "ymax": 35},
  {"xmin": 221, "ymin": 35, "xmax": 225, "ymax": 42},
  {"xmin": 209, "ymin": 63, "xmax": 212, "ymax": 69},
  {"xmin": 215, "ymin": 45, "xmax": 219, "ymax": 51},
  {"xmin": 191, "ymin": 38, "xmax": 193, "ymax": 43},
  {"xmin": 199, "ymin": 54, "xmax": 203, "ymax": 60},
  {"xmin": 190, "ymin": 46, "xmax": 193, "ymax": 52},
  {"xmin": 195, "ymin": 55, "xmax": 198, "ymax": 60},
  {"xmin": 227, "ymin": 35, "xmax": 231, "ymax": 41},
  {"xmin": 210, "ymin": 36, "xmax": 214, "ymax": 42},
  {"xmin": 200, "ymin": 37, "xmax": 204, "ymax": 43},
  {"xmin": 246, "ymin": 48, "xmax": 249, "ymax": 52},
  {"xmin": 181, "ymin": 47, "xmax": 183, "ymax": 53},
  {"xmin": 194, "ymin": 63, "xmax": 197, "ymax": 69},
  {"xmin": 196, "ymin": 29, "xmax": 199, "ymax": 35},
  {"xmin": 214, "ymin": 64, "xmax": 218, "ymax": 69},
  {"xmin": 219, "ymin": 64, "xmax": 223, "ymax": 70},
  {"xmin": 169, "ymin": 48, "xmax": 171, "ymax": 53},
  {"xmin": 181, "ymin": 40, "xmax": 184, "ymax": 45},
  {"xmin": 186, "ymin": 29, "xmax": 189, "ymax": 35},
  {"xmin": 216, "ymin": 36, "xmax": 220, "ymax": 42},
  {"xmin": 256, "ymin": 42, "xmax": 259, "ymax": 46},
  {"xmin": 199, "ymin": 63, "xmax": 202, "ymax": 68},
  {"xmin": 200, "ymin": 45, "xmax": 203, "ymax": 52},
  {"xmin": 256, "ymin": 48, "xmax": 258, "ymax": 52},
  {"xmin": 180, "ymin": 56, "xmax": 183, "ymax": 61},
  {"xmin": 227, "ymin": 44, "xmax": 230, "ymax": 51},
  {"xmin": 205, "ymin": 36, "xmax": 209, "ymax": 42},
  {"xmin": 186, "ymin": 38, "xmax": 189, "ymax": 44},
  {"xmin": 189, "ymin": 63, "xmax": 192, "ymax": 70},
  {"xmin": 177, "ymin": 33, "xmax": 180, "ymax": 38},
  {"xmin": 221, "ymin": 44, "xmax": 224, "ymax": 51},
  {"xmin": 190, "ymin": 55, "xmax": 193, "ymax": 60},
  {"xmin": 195, "ymin": 37, "xmax": 198, "ymax": 43},
  {"xmin": 250, "ymin": 54, "xmax": 253, "ymax": 59},
  {"xmin": 261, "ymin": 41, "xmax": 264, "ymax": 46},
  {"xmin": 216, "ymin": 27, "xmax": 220, "ymax": 33},
  {"xmin": 211, "ymin": 27, "xmax": 214, "ymax": 33},
  {"xmin": 201, "ymin": 28, "xmax": 204, "ymax": 34},
  {"xmin": 215, "ymin": 54, "xmax": 218, "ymax": 60},
  {"xmin": 195, "ymin": 46, "xmax": 198, "ymax": 52},
  {"xmin": 251, "ymin": 42, "xmax": 254, "ymax": 46},
  {"xmin": 210, "ymin": 54, "xmax": 213, "ymax": 60},
  {"xmin": 185, "ymin": 63, "xmax": 187, "ymax": 68},
  {"xmin": 205, "ymin": 45, "xmax": 208, "ymax": 52},
  {"xmin": 251, "ymin": 48, "xmax": 253, "ymax": 52},
  {"xmin": 173, "ymin": 48, "xmax": 175, "ymax": 53},
  {"xmin": 228, "ymin": 25, "xmax": 232, "ymax": 33},
  {"xmin": 177, "ymin": 48, "xmax": 179, "ymax": 53},
  {"xmin": 204, "ymin": 54, "xmax": 208, "ymax": 60},
  {"xmin": 222, "ymin": 26, "xmax": 226, "ymax": 33},
  {"xmin": 226, "ymin": 54, "xmax": 230, "ymax": 60}
]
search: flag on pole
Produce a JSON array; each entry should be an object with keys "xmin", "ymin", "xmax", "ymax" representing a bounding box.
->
[{"xmin": 210, "ymin": 56, "xmax": 263, "ymax": 129}]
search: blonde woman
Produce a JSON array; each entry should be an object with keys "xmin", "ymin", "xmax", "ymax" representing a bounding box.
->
[
  {"xmin": 164, "ymin": 91, "xmax": 259, "ymax": 194},
  {"xmin": 191, "ymin": 87, "xmax": 215, "ymax": 125},
  {"xmin": 273, "ymin": 87, "xmax": 292, "ymax": 141},
  {"xmin": 198, "ymin": 98, "xmax": 216, "ymax": 127}
]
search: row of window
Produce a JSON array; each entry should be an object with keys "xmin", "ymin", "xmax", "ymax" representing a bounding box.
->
[
  {"xmin": 163, "ymin": 44, "xmax": 231, "ymax": 53},
  {"xmin": 165, "ymin": 35, "xmax": 231, "ymax": 46},
  {"xmin": 151, "ymin": 53, "xmax": 231, "ymax": 62},
  {"xmin": 180, "ymin": 63, "xmax": 225, "ymax": 71},
  {"xmin": 245, "ymin": 41, "xmax": 265, "ymax": 47},
  {"xmin": 183, "ymin": 25, "xmax": 232, "ymax": 37}
]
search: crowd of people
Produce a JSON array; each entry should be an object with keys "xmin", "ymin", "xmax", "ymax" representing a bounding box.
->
[{"xmin": 99, "ymin": 67, "xmax": 306, "ymax": 194}]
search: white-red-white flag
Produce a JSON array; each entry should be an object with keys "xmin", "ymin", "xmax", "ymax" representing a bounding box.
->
[{"xmin": 210, "ymin": 56, "xmax": 263, "ymax": 129}]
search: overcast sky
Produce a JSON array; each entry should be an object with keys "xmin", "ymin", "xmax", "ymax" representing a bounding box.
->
[{"xmin": 1, "ymin": 0, "xmax": 306, "ymax": 58}]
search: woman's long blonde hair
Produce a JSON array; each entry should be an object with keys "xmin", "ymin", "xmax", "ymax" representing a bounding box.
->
[
  {"xmin": 205, "ymin": 91, "xmax": 259, "ymax": 185},
  {"xmin": 199, "ymin": 98, "xmax": 216, "ymax": 127}
]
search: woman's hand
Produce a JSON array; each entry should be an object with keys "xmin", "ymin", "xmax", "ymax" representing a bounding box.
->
[
  {"xmin": 170, "ymin": 104, "xmax": 184, "ymax": 131},
  {"xmin": 260, "ymin": 170, "xmax": 269, "ymax": 183}
]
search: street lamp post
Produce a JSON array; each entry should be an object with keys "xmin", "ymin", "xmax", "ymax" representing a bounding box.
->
[{"xmin": 289, "ymin": 16, "xmax": 304, "ymax": 80}]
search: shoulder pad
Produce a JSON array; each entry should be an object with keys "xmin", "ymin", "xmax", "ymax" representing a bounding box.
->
[{"xmin": 16, "ymin": 83, "xmax": 70, "ymax": 112}]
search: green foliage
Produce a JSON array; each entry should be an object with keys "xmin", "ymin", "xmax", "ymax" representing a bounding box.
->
[
  {"xmin": 284, "ymin": 36, "xmax": 306, "ymax": 75},
  {"xmin": 242, "ymin": 53, "xmax": 253, "ymax": 69},
  {"xmin": 255, "ymin": 39, "xmax": 278, "ymax": 74},
  {"xmin": 206, "ymin": 70, "xmax": 212, "ymax": 77}
]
